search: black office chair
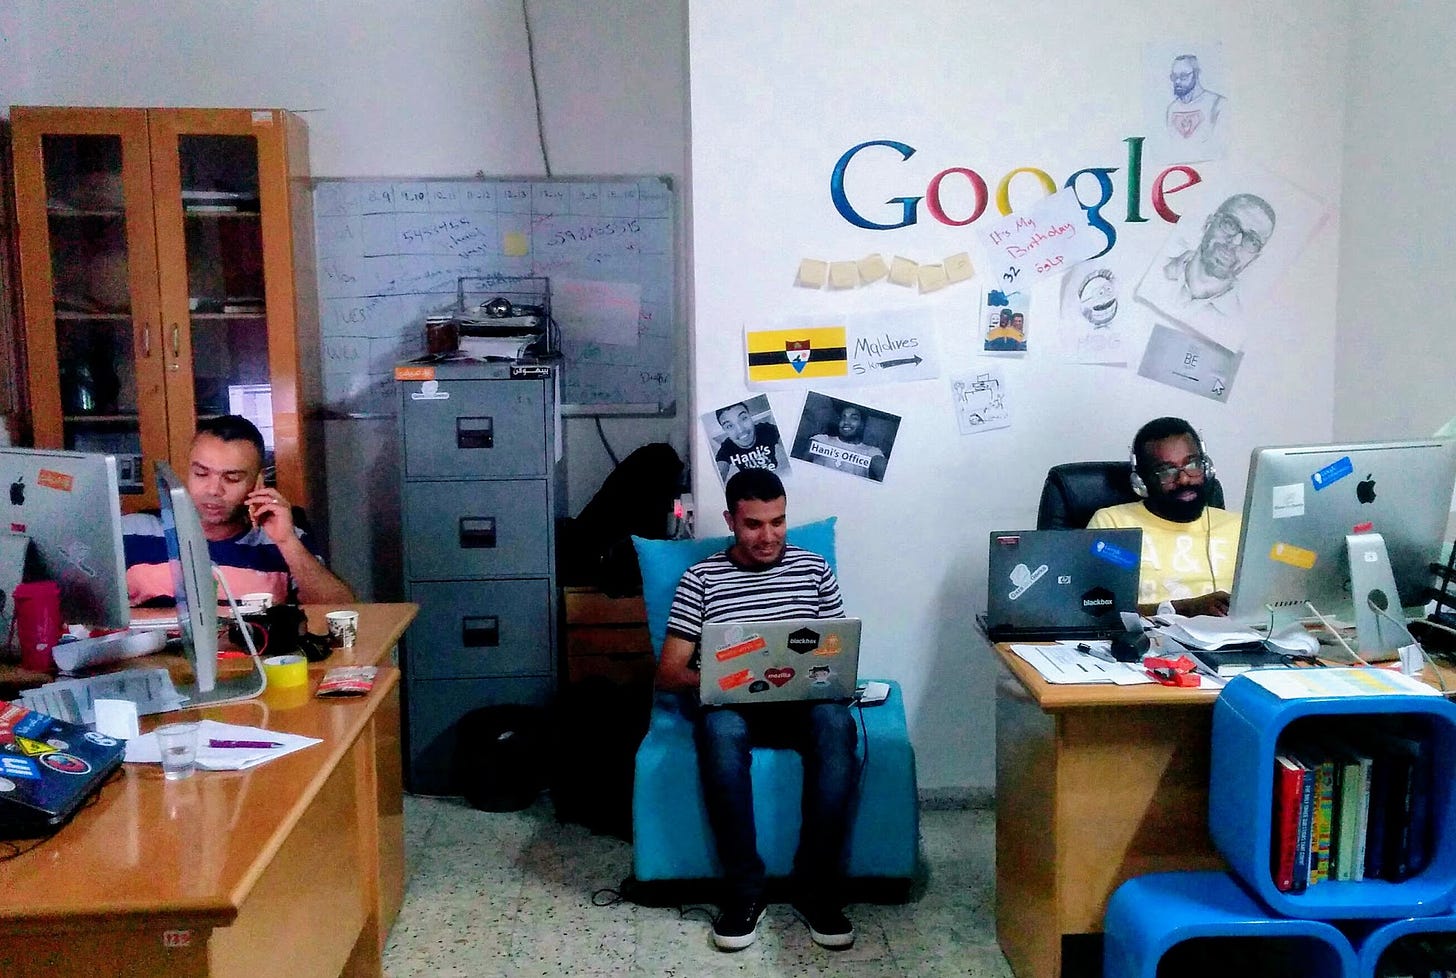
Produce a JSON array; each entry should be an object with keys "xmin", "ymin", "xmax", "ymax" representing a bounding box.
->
[{"xmin": 1035, "ymin": 460, "xmax": 1225, "ymax": 529}]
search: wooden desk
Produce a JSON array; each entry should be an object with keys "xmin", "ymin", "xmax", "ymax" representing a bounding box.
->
[
  {"xmin": 0, "ymin": 602, "xmax": 418, "ymax": 978},
  {"xmin": 0, "ymin": 669, "xmax": 398, "ymax": 977},
  {"xmin": 994, "ymin": 642, "xmax": 1456, "ymax": 978},
  {"xmin": 993, "ymin": 644, "xmax": 1223, "ymax": 978}
]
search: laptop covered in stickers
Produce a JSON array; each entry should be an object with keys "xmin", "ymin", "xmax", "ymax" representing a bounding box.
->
[
  {"xmin": 982, "ymin": 528, "xmax": 1143, "ymax": 642},
  {"xmin": 0, "ymin": 702, "xmax": 126, "ymax": 838},
  {"xmin": 698, "ymin": 618, "xmax": 861, "ymax": 706}
]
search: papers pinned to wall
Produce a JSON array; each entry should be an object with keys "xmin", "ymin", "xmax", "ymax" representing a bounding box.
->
[{"xmin": 951, "ymin": 367, "xmax": 1011, "ymax": 435}]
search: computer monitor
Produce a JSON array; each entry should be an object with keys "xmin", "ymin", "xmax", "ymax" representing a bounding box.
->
[
  {"xmin": 0, "ymin": 447, "xmax": 129, "ymax": 630},
  {"xmin": 154, "ymin": 460, "xmax": 265, "ymax": 706},
  {"xmin": 1229, "ymin": 438, "xmax": 1456, "ymax": 649}
]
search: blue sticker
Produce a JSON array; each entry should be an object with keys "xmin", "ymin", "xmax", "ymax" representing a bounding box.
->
[
  {"xmin": 13, "ymin": 712, "xmax": 49, "ymax": 738},
  {"xmin": 1091, "ymin": 539, "xmax": 1139, "ymax": 569},
  {"xmin": 0, "ymin": 754, "xmax": 39, "ymax": 780},
  {"xmin": 1311, "ymin": 456, "xmax": 1353, "ymax": 491}
]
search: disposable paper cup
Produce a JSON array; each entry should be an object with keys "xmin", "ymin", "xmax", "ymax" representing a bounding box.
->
[
  {"xmin": 239, "ymin": 592, "xmax": 274, "ymax": 614},
  {"xmin": 326, "ymin": 610, "xmax": 359, "ymax": 649},
  {"xmin": 156, "ymin": 722, "xmax": 200, "ymax": 780}
]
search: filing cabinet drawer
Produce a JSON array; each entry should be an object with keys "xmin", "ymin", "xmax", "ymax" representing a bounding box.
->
[
  {"xmin": 407, "ymin": 579, "xmax": 553, "ymax": 679},
  {"xmin": 400, "ymin": 379, "xmax": 546, "ymax": 479},
  {"xmin": 404, "ymin": 480, "xmax": 550, "ymax": 579},
  {"xmin": 403, "ymin": 675, "xmax": 554, "ymax": 794}
]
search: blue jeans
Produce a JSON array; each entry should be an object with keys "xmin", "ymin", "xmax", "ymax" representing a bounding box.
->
[{"xmin": 689, "ymin": 698, "xmax": 858, "ymax": 904}]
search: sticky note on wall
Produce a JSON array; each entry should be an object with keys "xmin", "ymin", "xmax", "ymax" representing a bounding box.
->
[
  {"xmin": 795, "ymin": 259, "xmax": 829, "ymax": 288},
  {"xmin": 944, "ymin": 252, "xmax": 974, "ymax": 284},
  {"xmin": 857, "ymin": 253, "xmax": 889, "ymax": 284},
  {"xmin": 918, "ymin": 264, "xmax": 948, "ymax": 293},
  {"xmin": 828, "ymin": 261, "xmax": 859, "ymax": 289},
  {"xmin": 888, "ymin": 256, "xmax": 918, "ymax": 287},
  {"xmin": 503, "ymin": 231, "xmax": 529, "ymax": 257}
]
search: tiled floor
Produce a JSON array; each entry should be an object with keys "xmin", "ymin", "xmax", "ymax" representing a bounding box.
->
[{"xmin": 384, "ymin": 795, "xmax": 1015, "ymax": 977}]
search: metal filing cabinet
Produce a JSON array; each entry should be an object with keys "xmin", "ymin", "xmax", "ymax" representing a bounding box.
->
[{"xmin": 396, "ymin": 360, "xmax": 563, "ymax": 794}]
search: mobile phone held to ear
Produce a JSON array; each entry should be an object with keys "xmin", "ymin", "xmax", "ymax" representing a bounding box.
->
[{"xmin": 248, "ymin": 474, "xmax": 266, "ymax": 528}]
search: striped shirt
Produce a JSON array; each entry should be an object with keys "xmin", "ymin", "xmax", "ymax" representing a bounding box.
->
[
  {"xmin": 666, "ymin": 545, "xmax": 844, "ymax": 647},
  {"xmin": 122, "ymin": 512, "xmax": 322, "ymax": 607}
]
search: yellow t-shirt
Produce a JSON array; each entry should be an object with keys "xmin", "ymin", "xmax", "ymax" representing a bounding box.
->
[{"xmin": 1087, "ymin": 501, "xmax": 1242, "ymax": 606}]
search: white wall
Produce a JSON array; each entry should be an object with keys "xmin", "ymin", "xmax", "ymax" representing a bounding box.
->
[
  {"xmin": 1334, "ymin": 3, "xmax": 1456, "ymax": 441},
  {"xmin": 689, "ymin": 0, "xmax": 1351, "ymax": 791},
  {"xmin": 1, "ymin": 0, "xmax": 691, "ymax": 596}
]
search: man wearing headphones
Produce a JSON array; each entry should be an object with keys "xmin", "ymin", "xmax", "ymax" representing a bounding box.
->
[{"xmin": 1088, "ymin": 416, "xmax": 1241, "ymax": 616}]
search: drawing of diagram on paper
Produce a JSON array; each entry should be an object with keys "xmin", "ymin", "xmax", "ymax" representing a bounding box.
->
[{"xmin": 951, "ymin": 367, "xmax": 1011, "ymax": 434}]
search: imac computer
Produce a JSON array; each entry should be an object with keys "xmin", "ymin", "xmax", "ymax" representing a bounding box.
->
[
  {"xmin": 0, "ymin": 447, "xmax": 129, "ymax": 631},
  {"xmin": 154, "ymin": 460, "xmax": 265, "ymax": 706},
  {"xmin": 1229, "ymin": 438, "xmax": 1456, "ymax": 653}
]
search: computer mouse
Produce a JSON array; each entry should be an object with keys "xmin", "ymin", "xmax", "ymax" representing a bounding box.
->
[{"xmin": 1266, "ymin": 626, "xmax": 1321, "ymax": 656}]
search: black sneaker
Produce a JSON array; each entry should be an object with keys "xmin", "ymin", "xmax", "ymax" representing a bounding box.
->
[
  {"xmin": 793, "ymin": 902, "xmax": 855, "ymax": 949},
  {"xmin": 712, "ymin": 900, "xmax": 767, "ymax": 951}
]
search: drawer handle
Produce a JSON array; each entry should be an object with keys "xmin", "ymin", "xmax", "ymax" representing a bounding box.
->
[
  {"xmin": 457, "ymin": 416, "xmax": 493, "ymax": 449},
  {"xmin": 462, "ymin": 615, "xmax": 500, "ymax": 647},
  {"xmin": 459, "ymin": 516, "xmax": 496, "ymax": 549}
]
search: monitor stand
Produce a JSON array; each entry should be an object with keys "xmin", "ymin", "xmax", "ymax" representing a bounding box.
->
[
  {"xmin": 175, "ymin": 655, "xmax": 268, "ymax": 708},
  {"xmin": 1346, "ymin": 532, "xmax": 1413, "ymax": 657}
]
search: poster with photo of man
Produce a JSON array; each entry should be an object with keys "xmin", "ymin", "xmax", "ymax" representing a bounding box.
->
[
  {"xmin": 983, "ymin": 290, "xmax": 1029, "ymax": 355},
  {"xmin": 790, "ymin": 392, "xmax": 900, "ymax": 484},
  {"xmin": 702, "ymin": 394, "xmax": 792, "ymax": 487}
]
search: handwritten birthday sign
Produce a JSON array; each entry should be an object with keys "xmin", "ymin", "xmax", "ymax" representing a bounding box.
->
[{"xmin": 975, "ymin": 188, "xmax": 1102, "ymax": 290}]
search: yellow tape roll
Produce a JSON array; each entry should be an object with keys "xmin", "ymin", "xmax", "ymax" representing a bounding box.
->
[{"xmin": 263, "ymin": 654, "xmax": 309, "ymax": 689}]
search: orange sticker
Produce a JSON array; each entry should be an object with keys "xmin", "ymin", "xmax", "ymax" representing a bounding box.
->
[
  {"xmin": 1269, "ymin": 542, "xmax": 1317, "ymax": 570},
  {"xmin": 714, "ymin": 635, "xmax": 767, "ymax": 662},
  {"xmin": 717, "ymin": 669, "xmax": 753, "ymax": 691},
  {"xmin": 37, "ymin": 469, "xmax": 73, "ymax": 492},
  {"xmin": 815, "ymin": 634, "xmax": 842, "ymax": 656},
  {"xmin": 394, "ymin": 365, "xmax": 435, "ymax": 382}
]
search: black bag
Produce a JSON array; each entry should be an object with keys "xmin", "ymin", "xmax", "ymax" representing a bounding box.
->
[
  {"xmin": 455, "ymin": 705, "xmax": 547, "ymax": 812},
  {"xmin": 548, "ymin": 678, "xmax": 650, "ymax": 839},
  {"xmin": 557, "ymin": 443, "xmax": 684, "ymax": 596}
]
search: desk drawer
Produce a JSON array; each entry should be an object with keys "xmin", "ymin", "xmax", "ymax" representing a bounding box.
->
[
  {"xmin": 404, "ymin": 480, "xmax": 549, "ymax": 579},
  {"xmin": 401, "ymin": 379, "xmax": 546, "ymax": 479},
  {"xmin": 407, "ymin": 580, "xmax": 553, "ymax": 679}
]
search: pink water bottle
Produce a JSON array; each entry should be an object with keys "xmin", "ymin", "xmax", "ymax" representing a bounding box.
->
[{"xmin": 13, "ymin": 580, "xmax": 62, "ymax": 673}]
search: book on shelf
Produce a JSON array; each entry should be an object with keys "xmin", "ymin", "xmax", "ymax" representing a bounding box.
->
[
  {"xmin": 1271, "ymin": 753, "xmax": 1305, "ymax": 893},
  {"xmin": 1291, "ymin": 751, "xmax": 1317, "ymax": 892},
  {"xmin": 1328, "ymin": 736, "xmax": 1375, "ymax": 882},
  {"xmin": 1291, "ymin": 744, "xmax": 1336, "ymax": 886}
]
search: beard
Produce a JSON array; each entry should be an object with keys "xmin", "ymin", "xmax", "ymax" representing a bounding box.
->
[{"xmin": 1146, "ymin": 481, "xmax": 1208, "ymax": 523}]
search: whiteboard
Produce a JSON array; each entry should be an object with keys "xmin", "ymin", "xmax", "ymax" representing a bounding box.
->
[{"xmin": 310, "ymin": 176, "xmax": 676, "ymax": 414}]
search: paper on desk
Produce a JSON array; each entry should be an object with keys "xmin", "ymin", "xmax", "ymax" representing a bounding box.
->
[
  {"xmin": 1010, "ymin": 644, "xmax": 1153, "ymax": 685},
  {"xmin": 1154, "ymin": 616, "xmax": 1264, "ymax": 650},
  {"xmin": 1246, "ymin": 667, "xmax": 1441, "ymax": 700},
  {"xmin": 125, "ymin": 720, "xmax": 321, "ymax": 770},
  {"xmin": 456, "ymin": 334, "xmax": 537, "ymax": 361},
  {"xmin": 20, "ymin": 668, "xmax": 185, "ymax": 725}
]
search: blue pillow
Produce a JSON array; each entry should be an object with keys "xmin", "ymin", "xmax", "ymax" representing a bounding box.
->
[{"xmin": 632, "ymin": 517, "xmax": 838, "ymax": 658}]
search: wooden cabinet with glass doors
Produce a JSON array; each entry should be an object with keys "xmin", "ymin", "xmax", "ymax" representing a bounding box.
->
[{"xmin": 9, "ymin": 106, "xmax": 319, "ymax": 512}]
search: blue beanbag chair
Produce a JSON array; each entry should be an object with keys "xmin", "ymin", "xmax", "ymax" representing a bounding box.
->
[{"xmin": 629, "ymin": 519, "xmax": 919, "ymax": 888}]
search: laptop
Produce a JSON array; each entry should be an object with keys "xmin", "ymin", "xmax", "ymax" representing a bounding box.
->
[
  {"xmin": 0, "ymin": 702, "xmax": 126, "ymax": 838},
  {"xmin": 983, "ymin": 528, "xmax": 1143, "ymax": 642},
  {"xmin": 698, "ymin": 618, "xmax": 861, "ymax": 706}
]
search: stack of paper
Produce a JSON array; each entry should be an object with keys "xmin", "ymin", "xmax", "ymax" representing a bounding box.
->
[
  {"xmin": 1155, "ymin": 616, "xmax": 1264, "ymax": 650},
  {"xmin": 20, "ymin": 668, "xmax": 184, "ymax": 725},
  {"xmin": 125, "ymin": 720, "xmax": 321, "ymax": 771},
  {"xmin": 1009, "ymin": 642, "xmax": 1154, "ymax": 685}
]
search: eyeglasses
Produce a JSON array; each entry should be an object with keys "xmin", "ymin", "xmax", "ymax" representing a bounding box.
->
[
  {"xmin": 1210, "ymin": 212, "xmax": 1266, "ymax": 254},
  {"xmin": 1149, "ymin": 455, "xmax": 1208, "ymax": 486}
]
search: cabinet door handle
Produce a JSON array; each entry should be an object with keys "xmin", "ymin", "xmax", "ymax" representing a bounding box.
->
[
  {"xmin": 462, "ymin": 615, "xmax": 500, "ymax": 648},
  {"xmin": 456, "ymin": 416, "xmax": 493, "ymax": 449},
  {"xmin": 171, "ymin": 323, "xmax": 181, "ymax": 358},
  {"xmin": 142, "ymin": 324, "xmax": 152, "ymax": 357},
  {"xmin": 459, "ymin": 516, "xmax": 497, "ymax": 549}
]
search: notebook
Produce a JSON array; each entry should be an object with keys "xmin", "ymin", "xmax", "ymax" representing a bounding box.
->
[
  {"xmin": 0, "ymin": 702, "xmax": 126, "ymax": 838},
  {"xmin": 983, "ymin": 528, "xmax": 1143, "ymax": 642},
  {"xmin": 698, "ymin": 618, "xmax": 861, "ymax": 706}
]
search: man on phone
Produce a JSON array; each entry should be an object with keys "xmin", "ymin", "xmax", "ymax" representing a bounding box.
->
[{"xmin": 123, "ymin": 415, "xmax": 355, "ymax": 607}]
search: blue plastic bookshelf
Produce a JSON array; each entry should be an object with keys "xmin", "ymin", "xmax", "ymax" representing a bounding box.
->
[{"xmin": 1209, "ymin": 672, "xmax": 1456, "ymax": 920}]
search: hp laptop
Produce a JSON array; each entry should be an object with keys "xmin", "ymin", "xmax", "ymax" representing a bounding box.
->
[
  {"xmin": 699, "ymin": 618, "xmax": 861, "ymax": 706},
  {"xmin": 983, "ymin": 528, "xmax": 1143, "ymax": 642},
  {"xmin": 0, "ymin": 702, "xmax": 126, "ymax": 838}
]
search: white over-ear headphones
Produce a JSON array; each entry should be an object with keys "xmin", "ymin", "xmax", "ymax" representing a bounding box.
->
[{"xmin": 1129, "ymin": 426, "xmax": 1215, "ymax": 498}]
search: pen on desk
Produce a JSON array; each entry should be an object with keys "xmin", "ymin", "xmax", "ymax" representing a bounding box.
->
[{"xmin": 208, "ymin": 739, "xmax": 283, "ymax": 749}]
